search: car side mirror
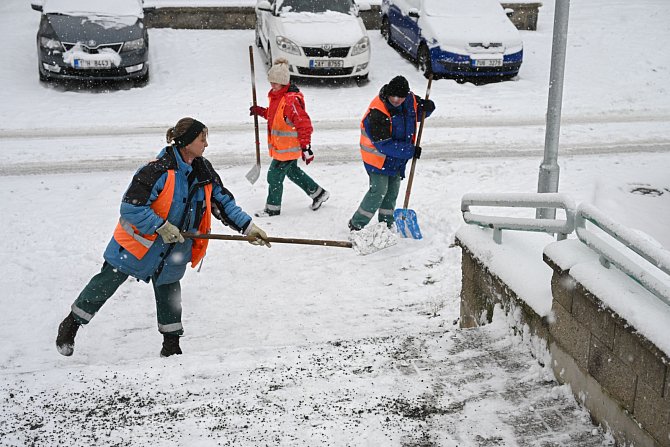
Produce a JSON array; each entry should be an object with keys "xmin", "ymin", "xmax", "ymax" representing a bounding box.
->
[
  {"xmin": 504, "ymin": 7, "xmax": 514, "ymax": 18},
  {"xmin": 408, "ymin": 8, "xmax": 420, "ymax": 19},
  {"xmin": 30, "ymin": 1, "xmax": 43, "ymax": 12},
  {"xmin": 257, "ymin": 0, "xmax": 272, "ymax": 13}
]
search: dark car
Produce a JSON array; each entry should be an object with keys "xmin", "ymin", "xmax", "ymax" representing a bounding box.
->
[
  {"xmin": 31, "ymin": 0, "xmax": 149, "ymax": 84},
  {"xmin": 381, "ymin": 0, "xmax": 523, "ymax": 80}
]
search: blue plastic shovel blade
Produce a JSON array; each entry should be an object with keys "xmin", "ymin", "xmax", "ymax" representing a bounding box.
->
[{"xmin": 393, "ymin": 208, "xmax": 423, "ymax": 239}]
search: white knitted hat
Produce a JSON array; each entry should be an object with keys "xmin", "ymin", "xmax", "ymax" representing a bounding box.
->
[{"xmin": 267, "ymin": 58, "xmax": 290, "ymax": 85}]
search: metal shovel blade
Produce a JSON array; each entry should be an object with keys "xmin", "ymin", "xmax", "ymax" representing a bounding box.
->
[
  {"xmin": 393, "ymin": 208, "xmax": 423, "ymax": 239},
  {"xmin": 245, "ymin": 163, "xmax": 261, "ymax": 184}
]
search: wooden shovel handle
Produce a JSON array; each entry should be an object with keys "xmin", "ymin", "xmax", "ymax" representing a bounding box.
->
[
  {"xmin": 182, "ymin": 232, "xmax": 353, "ymax": 249},
  {"xmin": 402, "ymin": 74, "xmax": 433, "ymax": 209},
  {"xmin": 249, "ymin": 45, "xmax": 261, "ymax": 165}
]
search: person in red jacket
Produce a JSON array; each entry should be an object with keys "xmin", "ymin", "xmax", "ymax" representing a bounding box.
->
[{"xmin": 249, "ymin": 58, "xmax": 329, "ymax": 217}]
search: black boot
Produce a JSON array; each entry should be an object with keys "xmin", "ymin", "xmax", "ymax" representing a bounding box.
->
[
  {"xmin": 310, "ymin": 188, "xmax": 330, "ymax": 211},
  {"xmin": 160, "ymin": 334, "xmax": 182, "ymax": 357},
  {"xmin": 56, "ymin": 312, "xmax": 80, "ymax": 356}
]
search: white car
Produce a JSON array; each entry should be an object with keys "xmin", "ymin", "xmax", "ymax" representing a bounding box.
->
[{"xmin": 255, "ymin": 0, "xmax": 371, "ymax": 82}]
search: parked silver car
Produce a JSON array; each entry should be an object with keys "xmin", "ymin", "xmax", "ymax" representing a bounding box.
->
[{"xmin": 255, "ymin": 0, "xmax": 371, "ymax": 82}]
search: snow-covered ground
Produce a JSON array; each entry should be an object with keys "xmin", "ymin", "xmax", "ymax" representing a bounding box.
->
[{"xmin": 1, "ymin": 0, "xmax": 669, "ymax": 445}]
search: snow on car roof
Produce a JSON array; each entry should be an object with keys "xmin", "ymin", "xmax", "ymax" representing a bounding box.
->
[
  {"xmin": 43, "ymin": 0, "xmax": 144, "ymax": 17},
  {"xmin": 425, "ymin": 0, "xmax": 506, "ymax": 18},
  {"xmin": 277, "ymin": 0, "xmax": 353, "ymax": 14}
]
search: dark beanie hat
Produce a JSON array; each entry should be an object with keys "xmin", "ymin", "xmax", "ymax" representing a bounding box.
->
[{"xmin": 386, "ymin": 75, "xmax": 409, "ymax": 98}]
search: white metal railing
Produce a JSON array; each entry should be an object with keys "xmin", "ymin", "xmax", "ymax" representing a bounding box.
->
[
  {"xmin": 461, "ymin": 192, "xmax": 576, "ymax": 244},
  {"xmin": 575, "ymin": 203, "xmax": 670, "ymax": 306}
]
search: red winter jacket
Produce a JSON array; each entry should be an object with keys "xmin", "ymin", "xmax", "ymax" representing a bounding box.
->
[{"xmin": 258, "ymin": 83, "xmax": 312, "ymax": 148}]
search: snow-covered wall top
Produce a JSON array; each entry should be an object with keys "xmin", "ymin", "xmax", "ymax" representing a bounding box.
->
[
  {"xmin": 457, "ymin": 222, "xmax": 670, "ymax": 357},
  {"xmin": 455, "ymin": 225, "xmax": 555, "ymax": 316},
  {"xmin": 545, "ymin": 239, "xmax": 670, "ymax": 357}
]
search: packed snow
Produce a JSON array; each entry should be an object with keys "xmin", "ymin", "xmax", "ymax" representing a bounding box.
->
[{"xmin": 1, "ymin": 0, "xmax": 669, "ymax": 445}]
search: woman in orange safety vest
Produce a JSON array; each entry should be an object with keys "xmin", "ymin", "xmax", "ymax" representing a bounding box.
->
[{"xmin": 56, "ymin": 117, "xmax": 271, "ymax": 358}]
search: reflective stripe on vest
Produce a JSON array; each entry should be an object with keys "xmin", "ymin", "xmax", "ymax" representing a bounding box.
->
[
  {"xmin": 113, "ymin": 170, "xmax": 213, "ymax": 267},
  {"xmin": 268, "ymin": 94, "xmax": 302, "ymax": 161},
  {"xmin": 359, "ymin": 95, "xmax": 418, "ymax": 169}
]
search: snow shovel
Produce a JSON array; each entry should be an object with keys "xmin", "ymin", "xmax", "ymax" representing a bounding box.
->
[
  {"xmin": 182, "ymin": 232, "xmax": 390, "ymax": 256},
  {"xmin": 393, "ymin": 75, "xmax": 433, "ymax": 239},
  {"xmin": 245, "ymin": 45, "xmax": 262, "ymax": 184}
]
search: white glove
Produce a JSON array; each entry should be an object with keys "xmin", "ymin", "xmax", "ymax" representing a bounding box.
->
[
  {"xmin": 247, "ymin": 223, "xmax": 271, "ymax": 247},
  {"xmin": 156, "ymin": 220, "xmax": 185, "ymax": 244}
]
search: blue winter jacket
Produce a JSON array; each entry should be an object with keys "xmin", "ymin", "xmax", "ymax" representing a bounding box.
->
[
  {"xmin": 103, "ymin": 146, "xmax": 252, "ymax": 285},
  {"xmin": 362, "ymin": 87, "xmax": 434, "ymax": 178}
]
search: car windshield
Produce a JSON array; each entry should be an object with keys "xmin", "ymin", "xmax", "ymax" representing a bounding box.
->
[
  {"xmin": 43, "ymin": 0, "xmax": 143, "ymax": 18},
  {"xmin": 277, "ymin": 0, "xmax": 352, "ymax": 14},
  {"xmin": 424, "ymin": 0, "xmax": 502, "ymax": 18}
]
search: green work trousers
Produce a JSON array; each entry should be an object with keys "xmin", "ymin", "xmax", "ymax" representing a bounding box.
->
[
  {"xmin": 70, "ymin": 262, "xmax": 184, "ymax": 335},
  {"xmin": 351, "ymin": 172, "xmax": 402, "ymax": 229},
  {"xmin": 265, "ymin": 159, "xmax": 319, "ymax": 213}
]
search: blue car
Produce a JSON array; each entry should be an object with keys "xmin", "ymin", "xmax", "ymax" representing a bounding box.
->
[{"xmin": 380, "ymin": 0, "xmax": 523, "ymax": 80}]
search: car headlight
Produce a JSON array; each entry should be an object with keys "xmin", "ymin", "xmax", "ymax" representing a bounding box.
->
[
  {"xmin": 275, "ymin": 36, "xmax": 300, "ymax": 55},
  {"xmin": 40, "ymin": 36, "xmax": 63, "ymax": 51},
  {"xmin": 122, "ymin": 38, "xmax": 145, "ymax": 52},
  {"xmin": 350, "ymin": 36, "xmax": 370, "ymax": 56}
]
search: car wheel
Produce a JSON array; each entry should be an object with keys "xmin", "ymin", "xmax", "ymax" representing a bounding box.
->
[
  {"xmin": 381, "ymin": 17, "xmax": 391, "ymax": 45},
  {"xmin": 418, "ymin": 44, "xmax": 433, "ymax": 78},
  {"xmin": 133, "ymin": 69, "xmax": 149, "ymax": 87},
  {"xmin": 355, "ymin": 74, "xmax": 369, "ymax": 86}
]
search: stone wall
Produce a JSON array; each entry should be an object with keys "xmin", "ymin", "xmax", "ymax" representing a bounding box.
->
[
  {"xmin": 501, "ymin": 2, "xmax": 543, "ymax": 31},
  {"xmin": 144, "ymin": 4, "xmax": 540, "ymax": 31},
  {"xmin": 144, "ymin": 6, "xmax": 382, "ymax": 30},
  {"xmin": 457, "ymin": 236, "xmax": 670, "ymax": 447}
]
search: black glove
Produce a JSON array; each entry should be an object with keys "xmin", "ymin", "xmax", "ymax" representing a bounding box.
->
[
  {"xmin": 414, "ymin": 145, "xmax": 422, "ymax": 159},
  {"xmin": 301, "ymin": 145, "xmax": 314, "ymax": 165},
  {"xmin": 419, "ymin": 98, "xmax": 435, "ymax": 115}
]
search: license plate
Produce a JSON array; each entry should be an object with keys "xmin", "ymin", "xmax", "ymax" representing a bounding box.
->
[
  {"xmin": 73, "ymin": 59, "xmax": 112, "ymax": 69},
  {"xmin": 473, "ymin": 59, "xmax": 503, "ymax": 67},
  {"xmin": 309, "ymin": 59, "xmax": 344, "ymax": 68}
]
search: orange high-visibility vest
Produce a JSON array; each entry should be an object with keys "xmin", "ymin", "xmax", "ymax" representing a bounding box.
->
[
  {"xmin": 113, "ymin": 170, "xmax": 212, "ymax": 267},
  {"xmin": 359, "ymin": 95, "xmax": 417, "ymax": 169},
  {"xmin": 268, "ymin": 94, "xmax": 303, "ymax": 161}
]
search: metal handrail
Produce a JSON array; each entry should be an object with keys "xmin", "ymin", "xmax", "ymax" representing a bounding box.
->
[
  {"xmin": 461, "ymin": 192, "xmax": 576, "ymax": 244},
  {"xmin": 575, "ymin": 203, "xmax": 670, "ymax": 305}
]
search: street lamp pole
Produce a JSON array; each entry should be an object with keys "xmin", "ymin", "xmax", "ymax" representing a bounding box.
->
[{"xmin": 537, "ymin": 0, "xmax": 571, "ymax": 219}]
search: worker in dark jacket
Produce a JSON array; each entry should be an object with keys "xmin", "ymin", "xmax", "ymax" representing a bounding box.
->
[
  {"xmin": 56, "ymin": 117, "xmax": 270, "ymax": 358},
  {"xmin": 349, "ymin": 76, "xmax": 435, "ymax": 231}
]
